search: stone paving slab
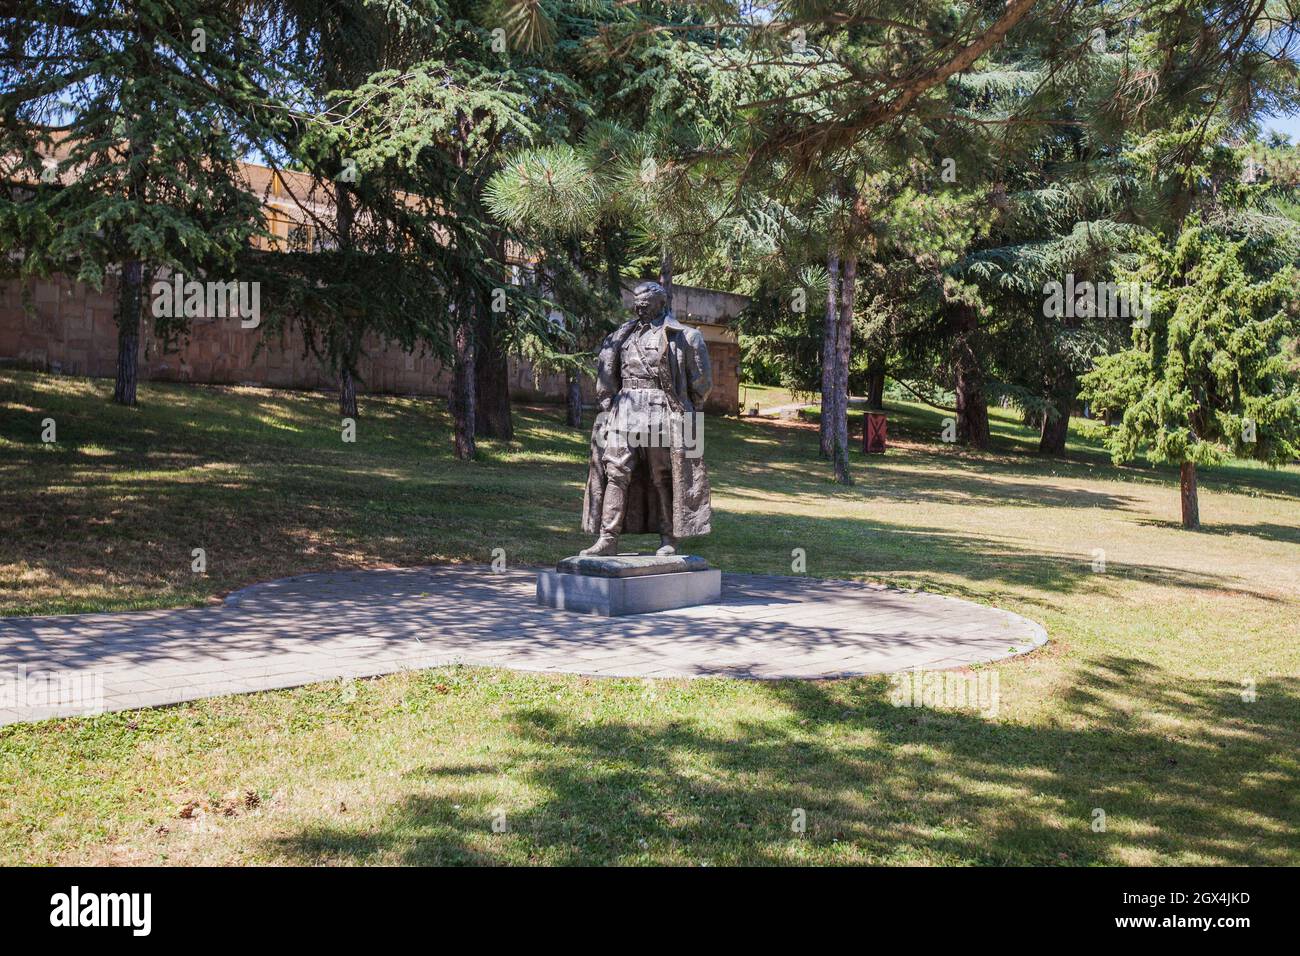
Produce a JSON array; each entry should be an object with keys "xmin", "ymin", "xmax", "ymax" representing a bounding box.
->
[{"xmin": 0, "ymin": 565, "xmax": 1046, "ymax": 725}]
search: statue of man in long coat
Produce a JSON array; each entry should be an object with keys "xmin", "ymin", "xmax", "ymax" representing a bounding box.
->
[{"xmin": 581, "ymin": 281, "xmax": 713, "ymax": 556}]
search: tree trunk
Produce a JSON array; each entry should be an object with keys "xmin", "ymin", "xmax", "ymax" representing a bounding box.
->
[
  {"xmin": 951, "ymin": 303, "xmax": 989, "ymax": 449},
  {"xmin": 833, "ymin": 254, "xmax": 856, "ymax": 485},
  {"xmin": 659, "ymin": 245, "xmax": 674, "ymax": 309},
  {"xmin": 334, "ymin": 175, "xmax": 361, "ymax": 421},
  {"xmin": 114, "ymin": 114, "xmax": 146, "ymax": 408},
  {"xmin": 954, "ymin": 361, "xmax": 990, "ymax": 449},
  {"xmin": 339, "ymin": 366, "xmax": 358, "ymax": 419},
  {"xmin": 448, "ymin": 113, "xmax": 479, "ymax": 460},
  {"xmin": 565, "ymin": 371, "xmax": 583, "ymax": 427},
  {"xmin": 603, "ymin": 225, "xmax": 624, "ymax": 301},
  {"xmin": 475, "ymin": 231, "xmax": 514, "ymax": 440},
  {"xmin": 1180, "ymin": 461, "xmax": 1200, "ymax": 529},
  {"xmin": 451, "ymin": 300, "xmax": 476, "ymax": 460},
  {"xmin": 866, "ymin": 363, "xmax": 885, "ymax": 411},
  {"xmin": 113, "ymin": 259, "xmax": 143, "ymax": 406},
  {"xmin": 475, "ymin": 318, "xmax": 514, "ymax": 440},
  {"xmin": 337, "ymin": 324, "xmax": 360, "ymax": 422},
  {"xmin": 1038, "ymin": 382, "xmax": 1076, "ymax": 455},
  {"xmin": 820, "ymin": 251, "xmax": 840, "ymax": 459},
  {"xmin": 1039, "ymin": 407, "xmax": 1069, "ymax": 455}
]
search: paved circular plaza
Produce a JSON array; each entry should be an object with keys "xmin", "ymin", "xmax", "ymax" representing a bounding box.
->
[{"xmin": 0, "ymin": 564, "xmax": 1046, "ymax": 723}]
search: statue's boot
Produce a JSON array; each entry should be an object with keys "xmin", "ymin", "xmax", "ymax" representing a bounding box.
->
[
  {"xmin": 581, "ymin": 535, "xmax": 619, "ymax": 557},
  {"xmin": 581, "ymin": 483, "xmax": 626, "ymax": 556},
  {"xmin": 656, "ymin": 535, "xmax": 678, "ymax": 557}
]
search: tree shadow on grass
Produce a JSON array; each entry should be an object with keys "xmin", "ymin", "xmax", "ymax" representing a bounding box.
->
[
  {"xmin": 2, "ymin": 369, "xmax": 1291, "ymax": 615},
  {"xmin": 1133, "ymin": 519, "xmax": 1300, "ymax": 547},
  {"xmin": 2, "ymin": 430, "xmax": 1278, "ymax": 619},
  {"xmin": 773, "ymin": 400, "xmax": 1300, "ymax": 503},
  {"xmin": 266, "ymin": 660, "xmax": 1300, "ymax": 866},
  {"xmin": 702, "ymin": 512, "xmax": 1284, "ymax": 606},
  {"xmin": 2, "ymin": 490, "xmax": 1272, "ymax": 623},
  {"xmin": 720, "ymin": 465, "xmax": 1147, "ymax": 511}
]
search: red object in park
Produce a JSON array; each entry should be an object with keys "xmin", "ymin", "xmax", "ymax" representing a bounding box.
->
[{"xmin": 863, "ymin": 412, "xmax": 887, "ymax": 453}]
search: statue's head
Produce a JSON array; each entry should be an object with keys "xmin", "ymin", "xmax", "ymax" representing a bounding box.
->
[{"xmin": 632, "ymin": 281, "xmax": 668, "ymax": 321}]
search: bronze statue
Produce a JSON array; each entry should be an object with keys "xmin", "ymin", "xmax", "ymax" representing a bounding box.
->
[{"xmin": 581, "ymin": 281, "xmax": 712, "ymax": 556}]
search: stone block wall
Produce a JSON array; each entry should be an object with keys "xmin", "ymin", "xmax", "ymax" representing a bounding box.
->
[{"xmin": 0, "ymin": 274, "xmax": 742, "ymax": 415}]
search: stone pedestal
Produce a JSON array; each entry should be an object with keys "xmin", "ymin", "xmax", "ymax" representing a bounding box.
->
[{"xmin": 536, "ymin": 554, "xmax": 722, "ymax": 616}]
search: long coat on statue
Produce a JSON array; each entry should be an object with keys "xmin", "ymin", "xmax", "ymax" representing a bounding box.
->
[{"xmin": 582, "ymin": 313, "xmax": 713, "ymax": 539}]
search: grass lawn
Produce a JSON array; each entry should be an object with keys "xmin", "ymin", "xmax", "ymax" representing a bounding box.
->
[
  {"xmin": 737, "ymin": 381, "xmax": 814, "ymax": 414},
  {"xmin": 1, "ymin": 367, "xmax": 1297, "ymax": 865}
]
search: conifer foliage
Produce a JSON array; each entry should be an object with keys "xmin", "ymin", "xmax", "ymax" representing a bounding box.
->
[
  {"xmin": 1081, "ymin": 219, "xmax": 1300, "ymax": 528},
  {"xmin": 2, "ymin": 0, "xmax": 1298, "ymax": 509},
  {"xmin": 1, "ymin": 0, "xmax": 285, "ymax": 406}
]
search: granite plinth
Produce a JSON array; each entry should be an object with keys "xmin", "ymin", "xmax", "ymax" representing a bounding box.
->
[
  {"xmin": 538, "ymin": 553, "xmax": 721, "ymax": 616},
  {"xmin": 555, "ymin": 553, "xmax": 711, "ymax": 578}
]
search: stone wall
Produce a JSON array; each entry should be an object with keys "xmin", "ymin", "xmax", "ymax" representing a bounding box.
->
[{"xmin": 0, "ymin": 274, "xmax": 743, "ymax": 414}]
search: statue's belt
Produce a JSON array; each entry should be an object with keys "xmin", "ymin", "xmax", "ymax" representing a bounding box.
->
[{"xmin": 619, "ymin": 327, "xmax": 685, "ymax": 411}]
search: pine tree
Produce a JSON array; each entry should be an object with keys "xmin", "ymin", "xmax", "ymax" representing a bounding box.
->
[
  {"xmin": 485, "ymin": 140, "xmax": 626, "ymax": 428},
  {"xmin": 287, "ymin": 0, "xmax": 566, "ymax": 458},
  {"xmin": 1079, "ymin": 218, "xmax": 1300, "ymax": 529},
  {"xmin": 485, "ymin": 8, "xmax": 764, "ymax": 426},
  {"xmin": 295, "ymin": 0, "xmax": 392, "ymax": 420}
]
